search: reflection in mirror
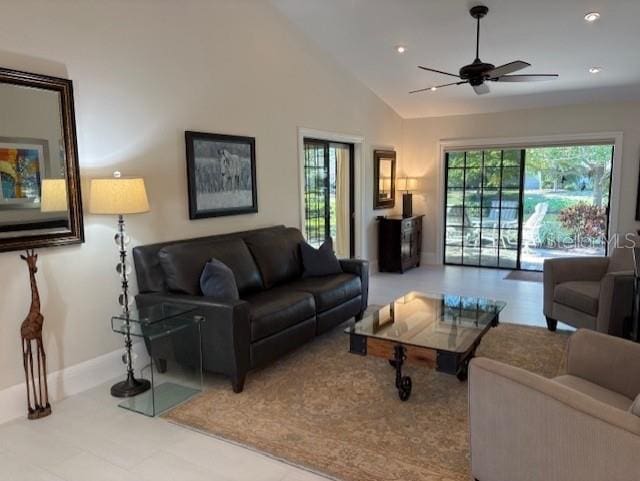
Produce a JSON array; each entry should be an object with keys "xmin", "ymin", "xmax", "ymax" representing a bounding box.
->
[
  {"xmin": 373, "ymin": 149, "xmax": 396, "ymax": 209},
  {"xmin": 0, "ymin": 83, "xmax": 70, "ymax": 238},
  {"xmin": 0, "ymin": 67, "xmax": 82, "ymax": 251},
  {"xmin": 378, "ymin": 158, "xmax": 393, "ymax": 201}
]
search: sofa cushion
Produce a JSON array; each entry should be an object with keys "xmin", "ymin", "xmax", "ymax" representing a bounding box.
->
[
  {"xmin": 244, "ymin": 287, "xmax": 316, "ymax": 342},
  {"xmin": 300, "ymin": 238, "xmax": 342, "ymax": 278},
  {"xmin": 200, "ymin": 259, "xmax": 239, "ymax": 301},
  {"xmin": 631, "ymin": 394, "xmax": 640, "ymax": 417},
  {"xmin": 554, "ymin": 375, "xmax": 633, "ymax": 411},
  {"xmin": 158, "ymin": 239, "xmax": 263, "ymax": 296},
  {"xmin": 554, "ymin": 281, "xmax": 600, "ymax": 316},
  {"xmin": 245, "ymin": 228, "xmax": 304, "ymax": 289},
  {"xmin": 289, "ymin": 273, "xmax": 361, "ymax": 313}
]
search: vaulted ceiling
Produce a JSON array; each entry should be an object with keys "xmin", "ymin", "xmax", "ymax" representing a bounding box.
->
[{"xmin": 271, "ymin": 0, "xmax": 640, "ymax": 118}]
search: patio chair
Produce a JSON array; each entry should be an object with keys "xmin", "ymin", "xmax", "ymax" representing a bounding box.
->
[
  {"xmin": 446, "ymin": 206, "xmax": 478, "ymax": 247},
  {"xmin": 521, "ymin": 202, "xmax": 548, "ymax": 252},
  {"xmin": 478, "ymin": 200, "xmax": 519, "ymax": 247}
]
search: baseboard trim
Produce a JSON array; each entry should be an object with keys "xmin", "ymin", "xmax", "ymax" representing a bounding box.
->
[{"xmin": 0, "ymin": 343, "xmax": 147, "ymax": 425}]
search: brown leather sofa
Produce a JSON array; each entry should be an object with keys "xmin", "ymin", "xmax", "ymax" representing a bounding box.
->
[{"xmin": 132, "ymin": 225, "xmax": 368, "ymax": 392}]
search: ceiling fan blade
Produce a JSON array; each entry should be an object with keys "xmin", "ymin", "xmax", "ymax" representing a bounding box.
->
[
  {"xmin": 486, "ymin": 60, "xmax": 531, "ymax": 78},
  {"xmin": 409, "ymin": 81, "xmax": 468, "ymax": 94},
  {"xmin": 473, "ymin": 83, "xmax": 490, "ymax": 95},
  {"xmin": 492, "ymin": 74, "xmax": 559, "ymax": 82},
  {"xmin": 418, "ymin": 66, "xmax": 461, "ymax": 78}
]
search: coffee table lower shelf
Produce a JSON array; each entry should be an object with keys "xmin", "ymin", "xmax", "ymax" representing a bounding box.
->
[{"xmin": 348, "ymin": 333, "xmax": 486, "ymax": 401}]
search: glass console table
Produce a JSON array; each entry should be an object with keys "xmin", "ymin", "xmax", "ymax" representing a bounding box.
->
[{"xmin": 111, "ymin": 303, "xmax": 204, "ymax": 416}]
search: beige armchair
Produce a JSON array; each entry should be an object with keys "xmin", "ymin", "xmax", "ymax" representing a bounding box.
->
[
  {"xmin": 469, "ymin": 329, "xmax": 640, "ymax": 481},
  {"xmin": 543, "ymin": 244, "xmax": 634, "ymax": 336}
]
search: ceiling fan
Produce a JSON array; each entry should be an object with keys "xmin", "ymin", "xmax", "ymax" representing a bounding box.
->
[{"xmin": 410, "ymin": 5, "xmax": 559, "ymax": 95}]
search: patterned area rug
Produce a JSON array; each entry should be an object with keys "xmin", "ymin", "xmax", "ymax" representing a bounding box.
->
[{"xmin": 165, "ymin": 323, "xmax": 569, "ymax": 481}]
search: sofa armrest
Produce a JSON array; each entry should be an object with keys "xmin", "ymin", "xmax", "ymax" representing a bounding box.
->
[
  {"xmin": 136, "ymin": 292, "xmax": 251, "ymax": 389},
  {"xmin": 469, "ymin": 357, "xmax": 640, "ymax": 481},
  {"xmin": 340, "ymin": 259, "xmax": 369, "ymax": 312},
  {"xmin": 566, "ymin": 328, "xmax": 640, "ymax": 400},
  {"xmin": 596, "ymin": 271, "xmax": 634, "ymax": 334},
  {"xmin": 543, "ymin": 257, "xmax": 609, "ymax": 317}
]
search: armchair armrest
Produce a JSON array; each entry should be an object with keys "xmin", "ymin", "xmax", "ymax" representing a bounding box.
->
[
  {"xmin": 543, "ymin": 257, "xmax": 609, "ymax": 317},
  {"xmin": 340, "ymin": 259, "xmax": 369, "ymax": 313},
  {"xmin": 565, "ymin": 329, "xmax": 640, "ymax": 400},
  {"xmin": 469, "ymin": 357, "xmax": 640, "ymax": 481},
  {"xmin": 136, "ymin": 292, "xmax": 251, "ymax": 391},
  {"xmin": 596, "ymin": 271, "xmax": 634, "ymax": 334}
]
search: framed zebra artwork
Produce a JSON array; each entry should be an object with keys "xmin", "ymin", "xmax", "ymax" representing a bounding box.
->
[{"xmin": 185, "ymin": 131, "xmax": 258, "ymax": 219}]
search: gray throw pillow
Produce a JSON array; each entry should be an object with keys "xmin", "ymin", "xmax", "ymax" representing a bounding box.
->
[
  {"xmin": 300, "ymin": 238, "xmax": 342, "ymax": 277},
  {"xmin": 200, "ymin": 258, "xmax": 239, "ymax": 300},
  {"xmin": 631, "ymin": 394, "xmax": 640, "ymax": 417}
]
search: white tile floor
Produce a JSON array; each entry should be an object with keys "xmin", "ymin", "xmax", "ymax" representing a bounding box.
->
[{"xmin": 0, "ymin": 265, "xmax": 562, "ymax": 481}]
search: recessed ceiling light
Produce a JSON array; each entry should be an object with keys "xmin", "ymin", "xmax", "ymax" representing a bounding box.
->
[
  {"xmin": 430, "ymin": 86, "xmax": 437, "ymax": 91},
  {"xmin": 584, "ymin": 12, "xmax": 601, "ymax": 22},
  {"xmin": 589, "ymin": 67, "xmax": 602, "ymax": 74},
  {"xmin": 395, "ymin": 45, "xmax": 407, "ymax": 54}
]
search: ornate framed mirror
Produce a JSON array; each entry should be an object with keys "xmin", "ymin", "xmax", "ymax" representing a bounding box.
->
[
  {"xmin": 373, "ymin": 149, "xmax": 396, "ymax": 209},
  {"xmin": 0, "ymin": 67, "xmax": 83, "ymax": 252}
]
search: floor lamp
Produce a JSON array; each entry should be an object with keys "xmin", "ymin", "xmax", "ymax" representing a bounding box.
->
[{"xmin": 89, "ymin": 172, "xmax": 151, "ymax": 397}]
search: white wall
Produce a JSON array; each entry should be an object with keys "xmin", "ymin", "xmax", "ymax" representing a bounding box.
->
[
  {"xmin": 0, "ymin": 0, "xmax": 402, "ymax": 390},
  {"xmin": 400, "ymin": 102, "xmax": 640, "ymax": 261}
]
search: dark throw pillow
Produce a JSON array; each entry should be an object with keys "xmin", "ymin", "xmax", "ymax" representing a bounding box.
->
[
  {"xmin": 200, "ymin": 258, "xmax": 240, "ymax": 301},
  {"xmin": 300, "ymin": 238, "xmax": 342, "ymax": 277}
]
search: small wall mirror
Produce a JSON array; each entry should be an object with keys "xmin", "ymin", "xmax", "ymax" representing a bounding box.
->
[
  {"xmin": 374, "ymin": 149, "xmax": 396, "ymax": 209},
  {"xmin": 0, "ymin": 67, "xmax": 83, "ymax": 252}
]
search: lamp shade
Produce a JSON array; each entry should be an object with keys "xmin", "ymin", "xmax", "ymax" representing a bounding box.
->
[
  {"xmin": 40, "ymin": 179, "xmax": 68, "ymax": 212},
  {"xmin": 397, "ymin": 177, "xmax": 418, "ymax": 192},
  {"xmin": 89, "ymin": 177, "xmax": 150, "ymax": 215}
]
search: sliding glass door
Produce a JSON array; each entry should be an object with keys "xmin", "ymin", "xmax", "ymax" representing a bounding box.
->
[
  {"xmin": 444, "ymin": 144, "xmax": 614, "ymax": 271},
  {"xmin": 444, "ymin": 149, "xmax": 522, "ymax": 268}
]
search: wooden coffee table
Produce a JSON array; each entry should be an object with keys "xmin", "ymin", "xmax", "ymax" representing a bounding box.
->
[{"xmin": 345, "ymin": 291, "xmax": 505, "ymax": 401}]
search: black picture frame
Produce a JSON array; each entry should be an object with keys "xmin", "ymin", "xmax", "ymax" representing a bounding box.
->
[
  {"xmin": 373, "ymin": 149, "xmax": 396, "ymax": 210},
  {"xmin": 185, "ymin": 131, "xmax": 258, "ymax": 219}
]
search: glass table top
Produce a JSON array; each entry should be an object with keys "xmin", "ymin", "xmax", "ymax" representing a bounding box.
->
[
  {"xmin": 111, "ymin": 303, "xmax": 200, "ymax": 339},
  {"xmin": 345, "ymin": 291, "xmax": 506, "ymax": 353}
]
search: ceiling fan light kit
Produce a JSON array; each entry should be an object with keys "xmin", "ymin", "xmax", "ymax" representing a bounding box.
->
[{"xmin": 411, "ymin": 5, "xmax": 559, "ymax": 96}]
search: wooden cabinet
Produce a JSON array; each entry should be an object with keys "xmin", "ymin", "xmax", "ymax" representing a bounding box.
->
[{"xmin": 378, "ymin": 215, "xmax": 424, "ymax": 273}]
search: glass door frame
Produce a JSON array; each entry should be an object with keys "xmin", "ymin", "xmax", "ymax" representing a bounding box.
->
[
  {"xmin": 302, "ymin": 137, "xmax": 355, "ymax": 258},
  {"xmin": 441, "ymin": 140, "xmax": 618, "ymax": 271}
]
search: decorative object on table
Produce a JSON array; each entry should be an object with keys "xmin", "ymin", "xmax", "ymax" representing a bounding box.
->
[
  {"xmin": 185, "ymin": 131, "xmax": 257, "ymax": 219},
  {"xmin": 0, "ymin": 67, "xmax": 83, "ymax": 253},
  {"xmin": 19, "ymin": 250, "xmax": 51, "ymax": 419},
  {"xmin": 300, "ymin": 237, "xmax": 343, "ymax": 277},
  {"xmin": 396, "ymin": 177, "xmax": 418, "ymax": 218},
  {"xmin": 89, "ymin": 172, "xmax": 151, "ymax": 397},
  {"xmin": 373, "ymin": 150, "xmax": 395, "ymax": 209},
  {"xmin": 378, "ymin": 215, "xmax": 424, "ymax": 273}
]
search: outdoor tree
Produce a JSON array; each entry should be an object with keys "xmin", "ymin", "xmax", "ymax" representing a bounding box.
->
[{"xmin": 525, "ymin": 145, "xmax": 612, "ymax": 206}]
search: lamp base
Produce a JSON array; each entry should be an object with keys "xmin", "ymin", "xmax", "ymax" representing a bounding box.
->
[
  {"xmin": 110, "ymin": 373, "xmax": 150, "ymax": 398},
  {"xmin": 402, "ymin": 192, "xmax": 413, "ymax": 218}
]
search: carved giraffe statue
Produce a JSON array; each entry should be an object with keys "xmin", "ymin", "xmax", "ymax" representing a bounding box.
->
[{"xmin": 20, "ymin": 249, "xmax": 51, "ymax": 419}]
